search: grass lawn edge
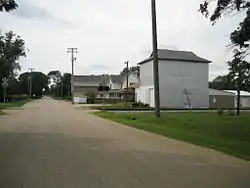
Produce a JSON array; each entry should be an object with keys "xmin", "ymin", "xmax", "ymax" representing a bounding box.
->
[{"xmin": 93, "ymin": 111, "xmax": 250, "ymax": 161}]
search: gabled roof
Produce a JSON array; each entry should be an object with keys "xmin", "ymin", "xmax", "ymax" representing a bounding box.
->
[
  {"xmin": 74, "ymin": 75, "xmax": 103, "ymax": 87},
  {"xmin": 224, "ymin": 90, "xmax": 250, "ymax": 97},
  {"xmin": 138, "ymin": 49, "xmax": 211, "ymax": 65},
  {"xmin": 209, "ymin": 89, "xmax": 235, "ymax": 96}
]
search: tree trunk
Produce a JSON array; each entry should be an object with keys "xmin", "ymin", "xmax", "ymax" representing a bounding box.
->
[{"xmin": 237, "ymin": 87, "xmax": 240, "ymax": 116}]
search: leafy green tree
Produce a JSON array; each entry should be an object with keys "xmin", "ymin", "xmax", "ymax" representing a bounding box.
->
[
  {"xmin": 0, "ymin": 31, "xmax": 26, "ymax": 100},
  {"xmin": 62, "ymin": 73, "xmax": 71, "ymax": 98},
  {"xmin": 199, "ymin": 0, "xmax": 250, "ymax": 51},
  {"xmin": 120, "ymin": 66, "xmax": 140, "ymax": 76},
  {"xmin": 209, "ymin": 75, "xmax": 235, "ymax": 90},
  {"xmin": 47, "ymin": 71, "xmax": 71, "ymax": 98},
  {"xmin": 19, "ymin": 72, "xmax": 49, "ymax": 98},
  {"xmin": 227, "ymin": 50, "xmax": 250, "ymax": 115},
  {"xmin": 0, "ymin": 0, "xmax": 18, "ymax": 12}
]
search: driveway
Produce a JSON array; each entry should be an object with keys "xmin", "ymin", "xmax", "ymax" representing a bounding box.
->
[{"xmin": 0, "ymin": 98, "xmax": 249, "ymax": 188}]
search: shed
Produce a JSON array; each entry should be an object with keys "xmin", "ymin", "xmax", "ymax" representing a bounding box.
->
[
  {"xmin": 209, "ymin": 89, "xmax": 235, "ymax": 109},
  {"xmin": 224, "ymin": 90, "xmax": 250, "ymax": 108}
]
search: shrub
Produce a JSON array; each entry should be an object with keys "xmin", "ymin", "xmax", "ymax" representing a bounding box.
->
[
  {"xmin": 228, "ymin": 110, "xmax": 235, "ymax": 116},
  {"xmin": 217, "ymin": 108, "xmax": 224, "ymax": 116},
  {"xmin": 7, "ymin": 94, "xmax": 28, "ymax": 102}
]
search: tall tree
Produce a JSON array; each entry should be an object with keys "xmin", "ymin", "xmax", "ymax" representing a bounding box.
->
[
  {"xmin": 209, "ymin": 75, "xmax": 235, "ymax": 90},
  {"xmin": 0, "ymin": 0, "xmax": 18, "ymax": 12},
  {"xmin": 199, "ymin": 0, "xmax": 250, "ymax": 51},
  {"xmin": 120, "ymin": 66, "xmax": 140, "ymax": 76},
  {"xmin": 62, "ymin": 73, "xmax": 71, "ymax": 98},
  {"xmin": 227, "ymin": 50, "xmax": 250, "ymax": 115},
  {"xmin": 19, "ymin": 72, "xmax": 49, "ymax": 98},
  {"xmin": 0, "ymin": 31, "xmax": 26, "ymax": 99},
  {"xmin": 47, "ymin": 70, "xmax": 63, "ymax": 97}
]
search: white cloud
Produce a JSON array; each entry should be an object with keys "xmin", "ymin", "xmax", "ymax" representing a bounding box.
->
[{"xmin": 0, "ymin": 0, "xmax": 246, "ymax": 80}]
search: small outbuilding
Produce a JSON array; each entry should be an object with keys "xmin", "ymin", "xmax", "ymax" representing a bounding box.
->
[
  {"xmin": 224, "ymin": 90, "xmax": 250, "ymax": 108},
  {"xmin": 209, "ymin": 89, "xmax": 235, "ymax": 109}
]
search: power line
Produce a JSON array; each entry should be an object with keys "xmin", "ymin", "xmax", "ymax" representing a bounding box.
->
[{"xmin": 67, "ymin": 48, "xmax": 78, "ymax": 104}]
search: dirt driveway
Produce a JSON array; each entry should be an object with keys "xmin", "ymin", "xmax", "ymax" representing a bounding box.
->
[{"xmin": 0, "ymin": 98, "xmax": 249, "ymax": 188}]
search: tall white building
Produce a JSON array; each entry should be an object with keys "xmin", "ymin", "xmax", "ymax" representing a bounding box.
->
[{"xmin": 136, "ymin": 49, "xmax": 211, "ymax": 108}]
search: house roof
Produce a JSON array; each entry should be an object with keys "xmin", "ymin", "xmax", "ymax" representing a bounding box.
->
[
  {"xmin": 223, "ymin": 90, "xmax": 250, "ymax": 97},
  {"xmin": 110, "ymin": 75, "xmax": 122, "ymax": 83},
  {"xmin": 209, "ymin": 89, "xmax": 235, "ymax": 96},
  {"xmin": 138, "ymin": 49, "xmax": 211, "ymax": 65},
  {"xmin": 74, "ymin": 75, "xmax": 103, "ymax": 87}
]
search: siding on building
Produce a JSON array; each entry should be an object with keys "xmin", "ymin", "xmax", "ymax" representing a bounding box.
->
[
  {"xmin": 209, "ymin": 89, "xmax": 235, "ymax": 109},
  {"xmin": 137, "ymin": 59, "xmax": 209, "ymax": 108}
]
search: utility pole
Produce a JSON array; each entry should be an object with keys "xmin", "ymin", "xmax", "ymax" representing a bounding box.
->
[
  {"xmin": 28, "ymin": 68, "xmax": 35, "ymax": 99},
  {"xmin": 125, "ymin": 61, "xmax": 129, "ymax": 91},
  {"xmin": 124, "ymin": 61, "xmax": 129, "ymax": 102},
  {"xmin": 151, "ymin": 0, "xmax": 161, "ymax": 118},
  {"xmin": 67, "ymin": 47, "xmax": 78, "ymax": 104},
  {"xmin": 61, "ymin": 78, "xmax": 64, "ymax": 98},
  {"xmin": 1, "ymin": 78, "xmax": 8, "ymax": 103}
]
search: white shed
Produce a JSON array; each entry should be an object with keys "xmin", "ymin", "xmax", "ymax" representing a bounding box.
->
[
  {"xmin": 224, "ymin": 90, "xmax": 250, "ymax": 108},
  {"xmin": 136, "ymin": 49, "xmax": 211, "ymax": 109}
]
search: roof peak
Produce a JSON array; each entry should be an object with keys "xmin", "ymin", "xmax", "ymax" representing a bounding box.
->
[{"xmin": 139, "ymin": 49, "xmax": 211, "ymax": 65}]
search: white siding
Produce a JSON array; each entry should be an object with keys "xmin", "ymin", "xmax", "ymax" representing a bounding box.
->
[
  {"xmin": 135, "ymin": 86, "xmax": 154, "ymax": 106},
  {"xmin": 111, "ymin": 83, "xmax": 121, "ymax": 90},
  {"xmin": 138, "ymin": 60, "xmax": 209, "ymax": 108},
  {"xmin": 122, "ymin": 73, "xmax": 140, "ymax": 89},
  {"xmin": 140, "ymin": 62, "xmax": 153, "ymax": 86}
]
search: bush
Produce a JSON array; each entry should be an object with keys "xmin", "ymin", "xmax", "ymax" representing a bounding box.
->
[
  {"xmin": 217, "ymin": 108, "xmax": 224, "ymax": 116},
  {"xmin": 132, "ymin": 102, "xmax": 150, "ymax": 108},
  {"xmin": 7, "ymin": 94, "xmax": 28, "ymax": 102},
  {"xmin": 228, "ymin": 110, "xmax": 235, "ymax": 116}
]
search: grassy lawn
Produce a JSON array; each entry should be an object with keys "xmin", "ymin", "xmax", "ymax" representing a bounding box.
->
[
  {"xmin": 94, "ymin": 112, "xmax": 250, "ymax": 160},
  {"xmin": 0, "ymin": 110, "xmax": 6, "ymax": 115},
  {"xmin": 0, "ymin": 100, "xmax": 30, "ymax": 110}
]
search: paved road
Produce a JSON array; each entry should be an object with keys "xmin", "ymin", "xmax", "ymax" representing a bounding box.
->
[{"xmin": 0, "ymin": 99, "xmax": 249, "ymax": 188}]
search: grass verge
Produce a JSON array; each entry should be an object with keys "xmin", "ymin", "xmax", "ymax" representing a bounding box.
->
[
  {"xmin": 0, "ymin": 110, "xmax": 6, "ymax": 115},
  {"xmin": 0, "ymin": 100, "xmax": 30, "ymax": 110},
  {"xmin": 94, "ymin": 111, "xmax": 250, "ymax": 160}
]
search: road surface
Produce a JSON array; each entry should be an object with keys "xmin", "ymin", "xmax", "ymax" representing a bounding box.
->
[{"xmin": 0, "ymin": 98, "xmax": 249, "ymax": 188}]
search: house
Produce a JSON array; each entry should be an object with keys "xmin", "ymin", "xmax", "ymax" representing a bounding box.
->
[
  {"xmin": 73, "ymin": 75, "xmax": 107, "ymax": 99},
  {"xmin": 121, "ymin": 71, "xmax": 140, "ymax": 89},
  {"xmin": 224, "ymin": 90, "xmax": 250, "ymax": 108},
  {"xmin": 209, "ymin": 89, "xmax": 235, "ymax": 109},
  {"xmin": 73, "ymin": 73, "xmax": 140, "ymax": 102},
  {"xmin": 136, "ymin": 49, "xmax": 211, "ymax": 108},
  {"xmin": 108, "ymin": 75, "xmax": 123, "ymax": 98}
]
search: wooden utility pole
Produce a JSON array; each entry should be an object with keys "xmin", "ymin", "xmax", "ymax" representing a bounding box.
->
[
  {"xmin": 124, "ymin": 61, "xmax": 129, "ymax": 102},
  {"xmin": 151, "ymin": 0, "xmax": 161, "ymax": 118},
  {"xmin": 125, "ymin": 61, "xmax": 129, "ymax": 91},
  {"xmin": 28, "ymin": 68, "xmax": 35, "ymax": 99},
  {"xmin": 1, "ymin": 78, "xmax": 8, "ymax": 103},
  {"xmin": 67, "ymin": 48, "xmax": 78, "ymax": 104}
]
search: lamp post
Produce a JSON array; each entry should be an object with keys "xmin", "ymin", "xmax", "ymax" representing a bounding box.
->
[{"xmin": 151, "ymin": 0, "xmax": 161, "ymax": 118}]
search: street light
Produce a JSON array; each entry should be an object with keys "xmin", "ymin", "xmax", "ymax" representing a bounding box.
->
[{"xmin": 151, "ymin": 0, "xmax": 161, "ymax": 118}]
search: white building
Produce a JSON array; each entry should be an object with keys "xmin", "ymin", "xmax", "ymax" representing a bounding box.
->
[
  {"xmin": 121, "ymin": 72, "xmax": 140, "ymax": 89},
  {"xmin": 136, "ymin": 49, "xmax": 211, "ymax": 108},
  {"xmin": 224, "ymin": 90, "xmax": 250, "ymax": 108}
]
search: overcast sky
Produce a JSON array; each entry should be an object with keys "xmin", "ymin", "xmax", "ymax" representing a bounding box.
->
[{"xmin": 0, "ymin": 0, "xmax": 245, "ymax": 80}]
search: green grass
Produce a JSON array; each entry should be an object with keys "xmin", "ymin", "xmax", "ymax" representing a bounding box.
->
[
  {"xmin": 0, "ymin": 110, "xmax": 6, "ymax": 115},
  {"xmin": 94, "ymin": 112, "xmax": 250, "ymax": 160},
  {"xmin": 0, "ymin": 100, "xmax": 30, "ymax": 110}
]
